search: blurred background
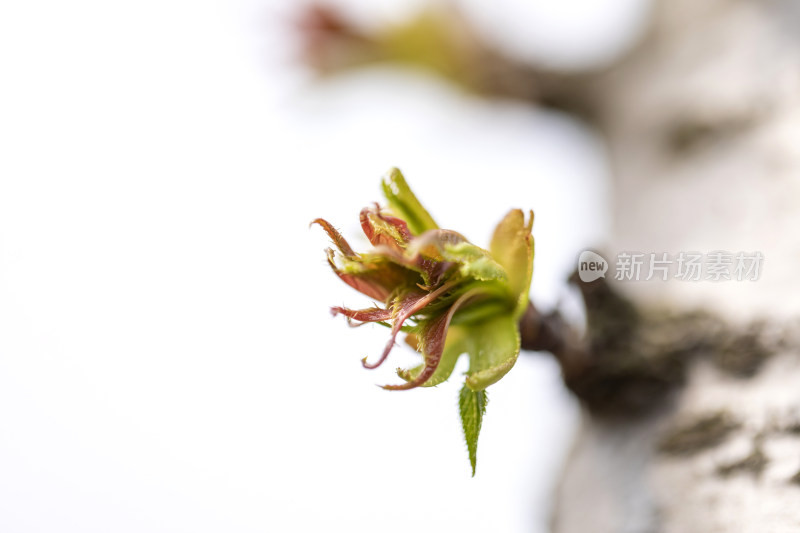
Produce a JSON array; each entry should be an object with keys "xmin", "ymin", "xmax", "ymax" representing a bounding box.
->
[{"xmin": 4, "ymin": 0, "xmax": 798, "ymax": 532}]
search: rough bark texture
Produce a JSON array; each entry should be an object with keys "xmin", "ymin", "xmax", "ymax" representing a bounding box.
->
[{"xmin": 546, "ymin": 0, "xmax": 800, "ymax": 531}]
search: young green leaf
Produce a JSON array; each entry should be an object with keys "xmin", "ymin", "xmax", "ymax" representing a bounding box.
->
[
  {"xmin": 465, "ymin": 313, "xmax": 520, "ymax": 391},
  {"xmin": 459, "ymin": 384, "xmax": 488, "ymax": 476},
  {"xmin": 381, "ymin": 167, "xmax": 439, "ymax": 235},
  {"xmin": 489, "ymin": 209, "xmax": 534, "ymax": 319}
]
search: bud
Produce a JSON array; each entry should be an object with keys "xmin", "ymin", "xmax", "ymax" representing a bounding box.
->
[{"xmin": 313, "ymin": 168, "xmax": 534, "ymax": 474}]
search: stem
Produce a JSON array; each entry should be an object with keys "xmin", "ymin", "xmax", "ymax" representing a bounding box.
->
[
  {"xmin": 518, "ymin": 300, "xmax": 589, "ymax": 380},
  {"xmin": 519, "ymin": 274, "xmax": 783, "ymax": 418}
]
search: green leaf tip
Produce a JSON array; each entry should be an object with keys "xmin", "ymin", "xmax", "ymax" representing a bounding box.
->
[
  {"xmin": 490, "ymin": 209, "xmax": 534, "ymax": 320},
  {"xmin": 459, "ymin": 384, "xmax": 487, "ymax": 477},
  {"xmin": 381, "ymin": 167, "xmax": 439, "ymax": 235}
]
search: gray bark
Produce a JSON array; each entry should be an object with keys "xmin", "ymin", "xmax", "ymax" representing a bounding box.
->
[{"xmin": 551, "ymin": 1, "xmax": 800, "ymax": 531}]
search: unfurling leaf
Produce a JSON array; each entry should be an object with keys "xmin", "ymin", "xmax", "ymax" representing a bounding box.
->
[
  {"xmin": 490, "ymin": 209, "xmax": 534, "ymax": 319},
  {"xmin": 465, "ymin": 313, "xmax": 520, "ymax": 391},
  {"xmin": 381, "ymin": 167, "xmax": 439, "ymax": 235},
  {"xmin": 459, "ymin": 384, "xmax": 488, "ymax": 477}
]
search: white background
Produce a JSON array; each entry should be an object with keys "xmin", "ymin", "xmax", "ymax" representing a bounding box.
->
[{"xmin": 0, "ymin": 1, "xmax": 643, "ymax": 531}]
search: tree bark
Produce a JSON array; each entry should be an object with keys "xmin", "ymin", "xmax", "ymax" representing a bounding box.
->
[{"xmin": 536, "ymin": 1, "xmax": 800, "ymax": 530}]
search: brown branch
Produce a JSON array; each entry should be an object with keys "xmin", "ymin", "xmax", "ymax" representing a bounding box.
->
[{"xmin": 518, "ymin": 274, "xmax": 781, "ymax": 418}]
